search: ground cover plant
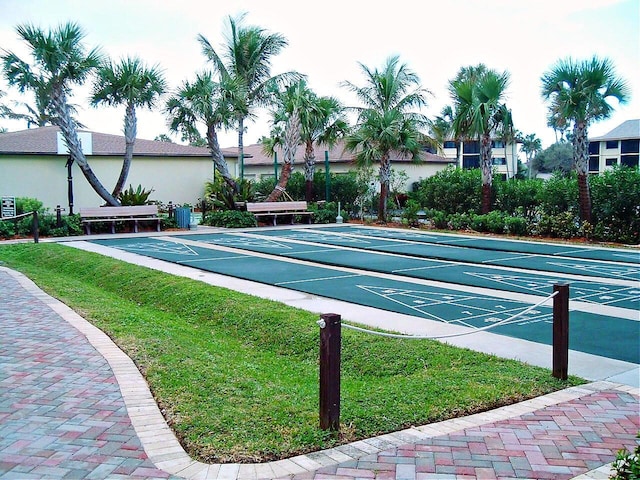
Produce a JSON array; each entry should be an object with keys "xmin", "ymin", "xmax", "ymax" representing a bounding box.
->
[{"xmin": 0, "ymin": 243, "xmax": 584, "ymax": 463}]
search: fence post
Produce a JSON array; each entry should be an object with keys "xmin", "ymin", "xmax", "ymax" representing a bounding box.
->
[
  {"xmin": 168, "ymin": 201, "xmax": 174, "ymax": 219},
  {"xmin": 55, "ymin": 205, "xmax": 62, "ymax": 228},
  {"xmin": 552, "ymin": 282, "xmax": 569, "ymax": 380},
  {"xmin": 32, "ymin": 211, "xmax": 39, "ymax": 244},
  {"xmin": 319, "ymin": 313, "xmax": 341, "ymax": 431}
]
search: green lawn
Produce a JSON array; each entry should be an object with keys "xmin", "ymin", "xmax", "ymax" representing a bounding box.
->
[{"xmin": 0, "ymin": 243, "xmax": 584, "ymax": 463}]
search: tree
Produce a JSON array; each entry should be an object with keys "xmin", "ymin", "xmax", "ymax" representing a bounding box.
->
[
  {"xmin": 91, "ymin": 56, "xmax": 166, "ymax": 198},
  {"xmin": 343, "ymin": 55, "xmax": 429, "ymax": 222},
  {"xmin": 198, "ymin": 14, "xmax": 303, "ymax": 179},
  {"xmin": 263, "ymin": 109, "xmax": 301, "ymax": 202},
  {"xmin": 533, "ymin": 142, "xmax": 573, "ymax": 174},
  {"xmin": 520, "ymin": 133, "xmax": 542, "ymax": 178},
  {"xmin": 165, "ymin": 72, "xmax": 237, "ymax": 192},
  {"xmin": 541, "ymin": 56, "xmax": 629, "ymax": 223},
  {"xmin": 267, "ymin": 79, "xmax": 349, "ymax": 201},
  {"xmin": 2, "ymin": 22, "xmax": 120, "ymax": 205},
  {"xmin": 154, "ymin": 134, "xmax": 174, "ymax": 143},
  {"xmin": 449, "ymin": 64, "xmax": 513, "ymax": 214}
]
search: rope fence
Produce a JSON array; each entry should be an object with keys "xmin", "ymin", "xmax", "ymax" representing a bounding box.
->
[
  {"xmin": 334, "ymin": 290, "xmax": 559, "ymax": 341},
  {"xmin": 0, "ymin": 210, "xmax": 39, "ymax": 243},
  {"xmin": 317, "ymin": 283, "xmax": 570, "ymax": 430}
]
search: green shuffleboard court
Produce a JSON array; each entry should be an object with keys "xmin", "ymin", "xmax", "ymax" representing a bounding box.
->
[{"xmin": 90, "ymin": 234, "xmax": 640, "ymax": 364}]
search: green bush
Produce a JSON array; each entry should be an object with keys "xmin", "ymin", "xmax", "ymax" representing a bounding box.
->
[
  {"xmin": 504, "ymin": 216, "xmax": 528, "ymax": 236},
  {"xmin": 412, "ymin": 166, "xmax": 482, "ymax": 214},
  {"xmin": 205, "ymin": 176, "xmax": 255, "ymax": 210},
  {"xmin": 202, "ymin": 210, "xmax": 257, "ymax": 228},
  {"xmin": 401, "ymin": 200, "xmax": 421, "ymax": 227},
  {"xmin": 590, "ymin": 166, "xmax": 640, "ymax": 244},
  {"xmin": 495, "ymin": 178, "xmax": 543, "ymax": 216},
  {"xmin": 537, "ymin": 172, "xmax": 579, "ymax": 215},
  {"xmin": 610, "ymin": 434, "xmax": 640, "ymax": 480},
  {"xmin": 118, "ymin": 184, "xmax": 154, "ymax": 205},
  {"xmin": 0, "ymin": 220, "xmax": 15, "ymax": 239},
  {"xmin": 447, "ymin": 212, "xmax": 472, "ymax": 231},
  {"xmin": 308, "ymin": 201, "xmax": 348, "ymax": 224},
  {"xmin": 533, "ymin": 211, "xmax": 582, "ymax": 239},
  {"xmin": 16, "ymin": 197, "xmax": 44, "ymax": 215}
]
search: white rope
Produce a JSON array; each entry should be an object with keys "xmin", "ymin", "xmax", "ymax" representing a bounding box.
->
[
  {"xmin": 338, "ymin": 291, "xmax": 560, "ymax": 340},
  {"xmin": 1, "ymin": 211, "xmax": 34, "ymax": 221}
]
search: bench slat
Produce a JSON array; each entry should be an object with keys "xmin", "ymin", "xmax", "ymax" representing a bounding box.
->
[
  {"xmin": 79, "ymin": 205, "xmax": 160, "ymax": 235},
  {"xmin": 245, "ymin": 201, "xmax": 312, "ymax": 226}
]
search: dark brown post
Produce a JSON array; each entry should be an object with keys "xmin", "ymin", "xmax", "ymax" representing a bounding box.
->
[
  {"xmin": 319, "ymin": 313, "xmax": 341, "ymax": 431},
  {"xmin": 56, "ymin": 205, "xmax": 62, "ymax": 228},
  {"xmin": 32, "ymin": 211, "xmax": 39, "ymax": 244},
  {"xmin": 552, "ymin": 282, "xmax": 569, "ymax": 380}
]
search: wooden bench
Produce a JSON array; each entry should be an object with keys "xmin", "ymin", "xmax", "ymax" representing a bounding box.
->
[
  {"xmin": 80, "ymin": 205, "xmax": 161, "ymax": 235},
  {"xmin": 246, "ymin": 201, "xmax": 313, "ymax": 226}
]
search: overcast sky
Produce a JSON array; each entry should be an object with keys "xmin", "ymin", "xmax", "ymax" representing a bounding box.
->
[{"xmin": 0, "ymin": 0, "xmax": 638, "ymax": 149}]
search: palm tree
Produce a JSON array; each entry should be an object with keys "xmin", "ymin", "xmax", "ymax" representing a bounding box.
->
[
  {"xmin": 91, "ymin": 56, "xmax": 167, "ymax": 198},
  {"xmin": 449, "ymin": 64, "xmax": 512, "ymax": 214},
  {"xmin": 541, "ymin": 56, "xmax": 629, "ymax": 223},
  {"xmin": 343, "ymin": 55, "xmax": 430, "ymax": 222},
  {"xmin": 263, "ymin": 109, "xmax": 301, "ymax": 202},
  {"xmin": 2, "ymin": 22, "xmax": 120, "ymax": 205},
  {"xmin": 520, "ymin": 133, "xmax": 542, "ymax": 179},
  {"xmin": 267, "ymin": 80, "xmax": 349, "ymax": 201},
  {"xmin": 198, "ymin": 14, "xmax": 303, "ymax": 179},
  {"xmin": 165, "ymin": 72, "xmax": 237, "ymax": 192}
]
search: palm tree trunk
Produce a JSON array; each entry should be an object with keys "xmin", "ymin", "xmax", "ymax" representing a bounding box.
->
[
  {"xmin": 303, "ymin": 140, "xmax": 315, "ymax": 202},
  {"xmin": 378, "ymin": 154, "xmax": 391, "ymax": 222},
  {"xmin": 51, "ymin": 86, "xmax": 120, "ymax": 206},
  {"xmin": 238, "ymin": 117, "xmax": 245, "ymax": 180},
  {"xmin": 266, "ymin": 110, "xmax": 301, "ymax": 202},
  {"xmin": 207, "ymin": 123, "xmax": 238, "ymax": 193},
  {"xmin": 480, "ymin": 133, "xmax": 493, "ymax": 214},
  {"xmin": 112, "ymin": 102, "xmax": 136, "ymax": 198},
  {"xmin": 573, "ymin": 121, "xmax": 592, "ymax": 223}
]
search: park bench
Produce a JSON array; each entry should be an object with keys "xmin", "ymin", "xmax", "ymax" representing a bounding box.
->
[
  {"xmin": 79, "ymin": 205, "xmax": 161, "ymax": 235},
  {"xmin": 246, "ymin": 201, "xmax": 313, "ymax": 226}
]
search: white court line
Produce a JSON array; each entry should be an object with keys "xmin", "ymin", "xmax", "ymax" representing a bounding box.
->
[
  {"xmin": 276, "ymin": 273, "xmax": 362, "ymax": 286},
  {"xmin": 178, "ymin": 255, "xmax": 249, "ymax": 264}
]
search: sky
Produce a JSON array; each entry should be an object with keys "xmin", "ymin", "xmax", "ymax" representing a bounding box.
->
[{"xmin": 0, "ymin": 0, "xmax": 638, "ymax": 150}]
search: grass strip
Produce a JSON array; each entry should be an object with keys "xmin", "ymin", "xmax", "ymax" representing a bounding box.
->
[{"xmin": 0, "ymin": 243, "xmax": 584, "ymax": 463}]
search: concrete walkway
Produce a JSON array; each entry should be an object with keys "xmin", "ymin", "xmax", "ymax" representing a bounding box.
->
[{"xmin": 0, "ymin": 259, "xmax": 638, "ymax": 479}]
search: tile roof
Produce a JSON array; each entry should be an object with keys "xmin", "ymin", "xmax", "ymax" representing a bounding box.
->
[
  {"xmin": 590, "ymin": 119, "xmax": 640, "ymax": 141},
  {"xmin": 241, "ymin": 140, "xmax": 452, "ymax": 166},
  {"xmin": 0, "ymin": 126, "xmax": 238, "ymax": 157}
]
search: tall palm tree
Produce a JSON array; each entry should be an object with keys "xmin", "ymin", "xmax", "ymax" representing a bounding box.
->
[
  {"xmin": 91, "ymin": 56, "xmax": 167, "ymax": 198},
  {"xmin": 449, "ymin": 64, "xmax": 512, "ymax": 214},
  {"xmin": 165, "ymin": 72, "xmax": 237, "ymax": 192},
  {"xmin": 343, "ymin": 55, "xmax": 429, "ymax": 222},
  {"xmin": 267, "ymin": 80, "xmax": 349, "ymax": 201},
  {"xmin": 2, "ymin": 22, "xmax": 120, "ymax": 205},
  {"xmin": 520, "ymin": 133, "xmax": 542, "ymax": 179},
  {"xmin": 198, "ymin": 14, "xmax": 303, "ymax": 179},
  {"xmin": 263, "ymin": 109, "xmax": 301, "ymax": 202},
  {"xmin": 541, "ymin": 56, "xmax": 629, "ymax": 223}
]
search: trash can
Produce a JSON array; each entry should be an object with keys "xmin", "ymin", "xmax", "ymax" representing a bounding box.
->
[{"xmin": 175, "ymin": 207, "xmax": 191, "ymax": 229}]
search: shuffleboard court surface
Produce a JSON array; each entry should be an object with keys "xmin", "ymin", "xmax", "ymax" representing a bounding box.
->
[{"xmin": 89, "ymin": 235, "xmax": 640, "ymax": 364}]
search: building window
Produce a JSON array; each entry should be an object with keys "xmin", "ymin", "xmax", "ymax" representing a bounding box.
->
[
  {"xmin": 462, "ymin": 155, "xmax": 480, "ymax": 169},
  {"xmin": 589, "ymin": 156, "xmax": 599, "ymax": 172},
  {"xmin": 605, "ymin": 140, "xmax": 619, "ymax": 149},
  {"xmin": 492, "ymin": 157, "xmax": 506, "ymax": 166},
  {"xmin": 463, "ymin": 141, "xmax": 480, "ymax": 154},
  {"xmin": 605, "ymin": 158, "xmax": 618, "ymax": 167},
  {"xmin": 443, "ymin": 141, "xmax": 456, "ymax": 149},
  {"xmin": 491, "ymin": 140, "xmax": 505, "ymax": 148},
  {"xmin": 589, "ymin": 142, "xmax": 600, "ymax": 155},
  {"xmin": 621, "ymin": 155, "xmax": 639, "ymax": 168},
  {"xmin": 621, "ymin": 139, "xmax": 640, "ymax": 154}
]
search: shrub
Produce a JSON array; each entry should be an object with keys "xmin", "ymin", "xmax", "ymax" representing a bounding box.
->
[
  {"xmin": 412, "ymin": 166, "xmax": 482, "ymax": 214},
  {"xmin": 448, "ymin": 212, "xmax": 472, "ymax": 231},
  {"xmin": 495, "ymin": 178, "xmax": 543, "ymax": 216},
  {"xmin": 202, "ymin": 210, "xmax": 257, "ymax": 228},
  {"xmin": 537, "ymin": 172, "xmax": 579, "ymax": 215},
  {"xmin": 308, "ymin": 201, "xmax": 348, "ymax": 224},
  {"xmin": 205, "ymin": 177, "xmax": 255, "ymax": 210},
  {"xmin": 401, "ymin": 200, "xmax": 421, "ymax": 227},
  {"xmin": 504, "ymin": 216, "xmax": 528, "ymax": 236},
  {"xmin": 534, "ymin": 211, "xmax": 581, "ymax": 239},
  {"xmin": 610, "ymin": 434, "xmax": 640, "ymax": 480},
  {"xmin": 590, "ymin": 166, "xmax": 640, "ymax": 244},
  {"xmin": 0, "ymin": 220, "xmax": 15, "ymax": 239},
  {"xmin": 118, "ymin": 184, "xmax": 154, "ymax": 205}
]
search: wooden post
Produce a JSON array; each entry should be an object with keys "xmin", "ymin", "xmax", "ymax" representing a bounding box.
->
[
  {"xmin": 319, "ymin": 313, "xmax": 341, "ymax": 431},
  {"xmin": 32, "ymin": 211, "xmax": 39, "ymax": 244},
  {"xmin": 552, "ymin": 282, "xmax": 569, "ymax": 380},
  {"xmin": 55, "ymin": 205, "xmax": 62, "ymax": 228}
]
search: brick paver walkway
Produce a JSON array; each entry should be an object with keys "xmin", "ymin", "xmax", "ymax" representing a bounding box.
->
[
  {"xmin": 0, "ymin": 264, "xmax": 638, "ymax": 480},
  {"xmin": 280, "ymin": 389, "xmax": 638, "ymax": 480},
  {"xmin": 0, "ymin": 269, "xmax": 173, "ymax": 479}
]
